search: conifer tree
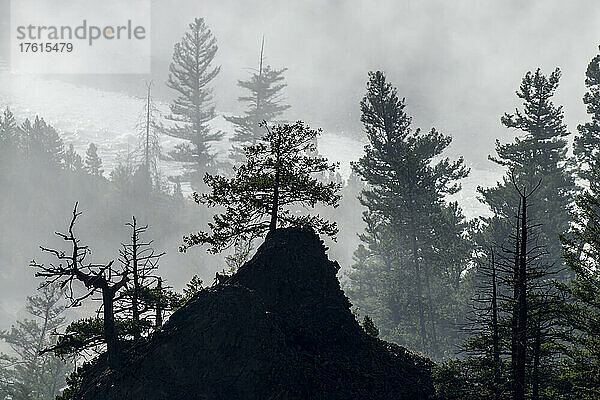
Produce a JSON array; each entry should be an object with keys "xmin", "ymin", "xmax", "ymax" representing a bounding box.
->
[
  {"xmin": 478, "ymin": 68, "xmax": 575, "ymax": 272},
  {"xmin": 575, "ymin": 46, "xmax": 600, "ymax": 184},
  {"xmin": 225, "ymin": 38, "xmax": 290, "ymax": 162},
  {"xmin": 20, "ymin": 116, "xmax": 64, "ymax": 167},
  {"xmin": 0, "ymin": 107, "xmax": 19, "ymax": 154},
  {"xmin": 63, "ymin": 144, "xmax": 83, "ymax": 173},
  {"xmin": 558, "ymin": 187, "xmax": 600, "ymax": 399},
  {"xmin": 551, "ymin": 50, "xmax": 600, "ymax": 398},
  {"xmin": 182, "ymin": 275, "xmax": 204, "ymax": 301},
  {"xmin": 0, "ymin": 284, "xmax": 72, "ymax": 400},
  {"xmin": 182, "ymin": 121, "xmax": 341, "ymax": 253},
  {"xmin": 348, "ymin": 71, "xmax": 469, "ymax": 357},
  {"xmin": 110, "ymin": 151, "xmax": 136, "ymax": 191},
  {"xmin": 84, "ymin": 143, "xmax": 104, "ymax": 177},
  {"xmin": 164, "ymin": 17, "xmax": 221, "ymax": 190},
  {"xmin": 437, "ymin": 175, "xmax": 563, "ymax": 400}
]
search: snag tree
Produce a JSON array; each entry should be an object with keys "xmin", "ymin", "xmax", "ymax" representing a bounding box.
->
[{"xmin": 30, "ymin": 204, "xmax": 126, "ymax": 368}]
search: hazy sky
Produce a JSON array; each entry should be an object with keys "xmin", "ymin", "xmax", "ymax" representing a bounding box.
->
[{"xmin": 2, "ymin": 0, "xmax": 600, "ymax": 165}]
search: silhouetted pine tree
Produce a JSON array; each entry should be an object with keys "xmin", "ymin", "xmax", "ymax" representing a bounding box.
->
[
  {"xmin": 116, "ymin": 217, "xmax": 168, "ymax": 339},
  {"xmin": 31, "ymin": 204, "xmax": 128, "ymax": 368},
  {"xmin": 438, "ymin": 177, "xmax": 562, "ymax": 400},
  {"xmin": 558, "ymin": 186, "xmax": 600, "ymax": 399},
  {"xmin": 182, "ymin": 121, "xmax": 341, "ymax": 253},
  {"xmin": 478, "ymin": 68, "xmax": 575, "ymax": 275},
  {"xmin": 348, "ymin": 71, "xmax": 470, "ymax": 358},
  {"xmin": 575, "ymin": 46, "xmax": 600, "ymax": 185}
]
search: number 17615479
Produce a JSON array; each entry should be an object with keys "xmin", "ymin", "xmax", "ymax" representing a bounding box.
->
[{"xmin": 19, "ymin": 42, "xmax": 73, "ymax": 52}]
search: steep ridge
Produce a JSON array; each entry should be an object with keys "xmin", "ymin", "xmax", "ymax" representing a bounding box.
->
[{"xmin": 72, "ymin": 228, "xmax": 437, "ymax": 400}]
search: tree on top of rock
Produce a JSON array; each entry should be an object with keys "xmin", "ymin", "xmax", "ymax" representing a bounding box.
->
[{"xmin": 182, "ymin": 121, "xmax": 341, "ymax": 253}]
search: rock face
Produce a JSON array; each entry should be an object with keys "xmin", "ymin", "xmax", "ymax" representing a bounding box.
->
[{"xmin": 74, "ymin": 228, "xmax": 437, "ymax": 400}]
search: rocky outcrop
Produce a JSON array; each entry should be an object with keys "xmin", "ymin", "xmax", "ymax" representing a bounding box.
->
[{"xmin": 73, "ymin": 228, "xmax": 437, "ymax": 400}]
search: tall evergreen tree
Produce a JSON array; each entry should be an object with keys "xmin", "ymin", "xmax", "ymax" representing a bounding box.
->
[
  {"xmin": 0, "ymin": 284, "xmax": 72, "ymax": 400},
  {"xmin": 182, "ymin": 121, "xmax": 341, "ymax": 253},
  {"xmin": 551, "ymin": 50, "xmax": 600, "ymax": 398},
  {"xmin": 348, "ymin": 71, "xmax": 470, "ymax": 358},
  {"xmin": 575, "ymin": 46, "xmax": 600, "ymax": 185},
  {"xmin": 225, "ymin": 38, "xmax": 290, "ymax": 163},
  {"xmin": 478, "ymin": 68, "xmax": 575, "ymax": 272},
  {"xmin": 84, "ymin": 143, "xmax": 104, "ymax": 177},
  {"xmin": 164, "ymin": 17, "xmax": 221, "ymax": 190},
  {"xmin": 558, "ymin": 186, "xmax": 600, "ymax": 399}
]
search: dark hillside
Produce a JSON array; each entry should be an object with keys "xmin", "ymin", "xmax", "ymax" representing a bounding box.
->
[{"xmin": 71, "ymin": 228, "xmax": 437, "ymax": 400}]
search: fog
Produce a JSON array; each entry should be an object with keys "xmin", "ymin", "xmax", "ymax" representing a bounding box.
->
[
  {"xmin": 0, "ymin": 0, "xmax": 599, "ymax": 373},
  {"xmin": 2, "ymin": 1, "xmax": 598, "ymax": 162}
]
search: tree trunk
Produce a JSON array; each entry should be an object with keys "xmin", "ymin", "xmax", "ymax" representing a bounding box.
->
[
  {"xmin": 410, "ymin": 231, "xmax": 427, "ymax": 352},
  {"xmin": 491, "ymin": 249, "xmax": 500, "ymax": 393},
  {"xmin": 269, "ymin": 129, "xmax": 281, "ymax": 232},
  {"xmin": 269, "ymin": 174, "xmax": 279, "ymax": 231},
  {"xmin": 424, "ymin": 266, "xmax": 439, "ymax": 357},
  {"xmin": 102, "ymin": 288, "xmax": 120, "ymax": 369},
  {"xmin": 132, "ymin": 219, "xmax": 140, "ymax": 341},
  {"xmin": 155, "ymin": 278, "xmax": 163, "ymax": 328},
  {"xmin": 511, "ymin": 203, "xmax": 521, "ymax": 395},
  {"xmin": 532, "ymin": 320, "xmax": 541, "ymax": 400},
  {"xmin": 514, "ymin": 196, "xmax": 528, "ymax": 400}
]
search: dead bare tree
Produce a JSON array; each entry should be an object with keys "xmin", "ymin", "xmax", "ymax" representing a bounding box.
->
[
  {"xmin": 30, "ymin": 203, "xmax": 128, "ymax": 369},
  {"xmin": 117, "ymin": 216, "xmax": 165, "ymax": 340},
  {"xmin": 510, "ymin": 172, "xmax": 541, "ymax": 400}
]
